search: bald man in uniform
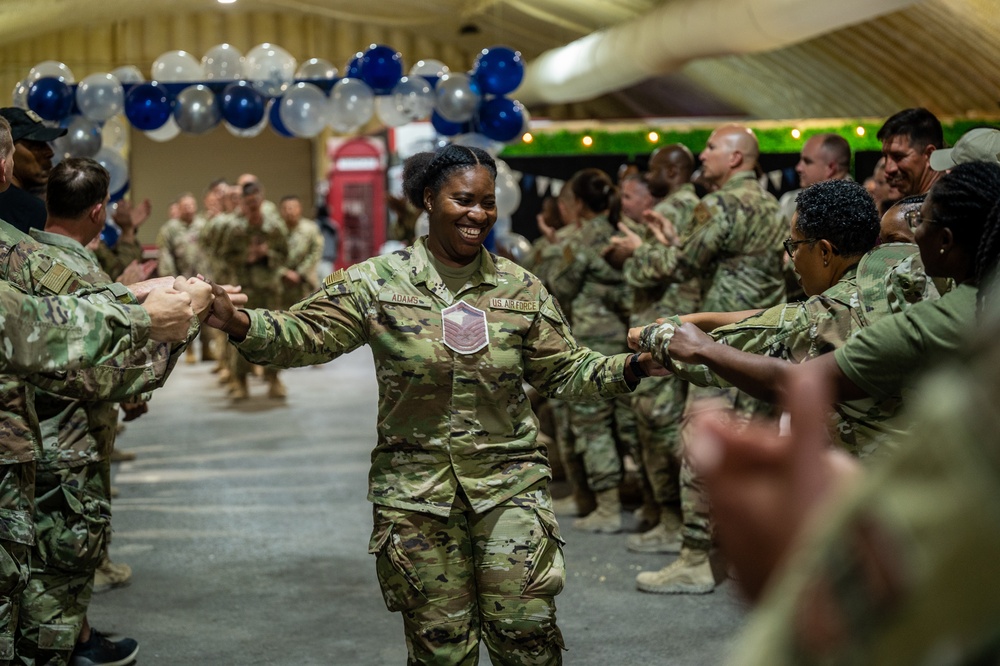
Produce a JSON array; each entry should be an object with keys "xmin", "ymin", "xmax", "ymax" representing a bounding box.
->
[{"xmin": 631, "ymin": 125, "xmax": 786, "ymax": 595}]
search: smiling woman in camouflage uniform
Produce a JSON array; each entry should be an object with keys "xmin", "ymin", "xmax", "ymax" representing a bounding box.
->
[{"xmin": 204, "ymin": 145, "xmax": 662, "ymax": 665}]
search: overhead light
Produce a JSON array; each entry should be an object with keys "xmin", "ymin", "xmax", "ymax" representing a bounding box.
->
[{"xmin": 218, "ymin": 0, "xmax": 237, "ymax": 4}]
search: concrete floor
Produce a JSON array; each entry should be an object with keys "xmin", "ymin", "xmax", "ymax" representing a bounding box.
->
[{"xmin": 90, "ymin": 349, "xmax": 748, "ymax": 665}]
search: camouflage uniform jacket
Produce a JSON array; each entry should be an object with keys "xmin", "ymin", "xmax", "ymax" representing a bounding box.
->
[
  {"xmin": 548, "ymin": 213, "xmax": 631, "ymax": 348},
  {"xmin": 0, "ymin": 280, "xmax": 150, "ymax": 377},
  {"xmin": 0, "ymin": 223, "xmax": 174, "ymax": 465},
  {"xmin": 642, "ymin": 244, "xmax": 937, "ymax": 457},
  {"xmin": 156, "ymin": 216, "xmax": 209, "ymax": 278},
  {"xmin": 283, "ymin": 218, "xmax": 324, "ymax": 292},
  {"xmin": 234, "ymin": 237, "xmax": 635, "ymax": 517},
  {"xmin": 654, "ymin": 170, "xmax": 786, "ymax": 312},
  {"xmin": 529, "ymin": 225, "xmax": 578, "ymax": 317},
  {"xmin": 27, "ymin": 229, "xmax": 189, "ymax": 467}
]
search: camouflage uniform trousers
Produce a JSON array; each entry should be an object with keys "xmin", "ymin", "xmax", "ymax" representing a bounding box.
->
[
  {"xmin": 233, "ymin": 287, "xmax": 282, "ymax": 383},
  {"xmin": 369, "ymin": 484, "xmax": 566, "ymax": 665},
  {"xmin": 679, "ymin": 385, "xmax": 777, "ymax": 551},
  {"xmin": 0, "ymin": 463, "xmax": 35, "ymax": 664},
  {"xmin": 631, "ymin": 374, "xmax": 688, "ymax": 511},
  {"xmin": 15, "ymin": 461, "xmax": 109, "ymax": 666}
]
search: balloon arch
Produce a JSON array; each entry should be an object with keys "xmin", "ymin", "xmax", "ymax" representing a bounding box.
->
[{"xmin": 12, "ymin": 43, "xmax": 528, "ymax": 200}]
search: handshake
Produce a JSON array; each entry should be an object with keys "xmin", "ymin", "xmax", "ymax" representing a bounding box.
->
[{"xmin": 132, "ymin": 276, "xmax": 248, "ymax": 342}]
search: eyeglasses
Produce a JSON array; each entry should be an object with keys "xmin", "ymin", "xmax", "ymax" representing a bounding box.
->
[
  {"xmin": 903, "ymin": 209, "xmax": 940, "ymax": 231},
  {"xmin": 783, "ymin": 237, "xmax": 818, "ymax": 256}
]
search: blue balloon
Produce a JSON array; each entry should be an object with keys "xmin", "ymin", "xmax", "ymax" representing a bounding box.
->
[
  {"xmin": 476, "ymin": 97, "xmax": 524, "ymax": 142},
  {"xmin": 100, "ymin": 222, "xmax": 120, "ymax": 247},
  {"xmin": 27, "ymin": 78, "xmax": 74, "ymax": 121},
  {"xmin": 359, "ymin": 45, "xmax": 403, "ymax": 94},
  {"xmin": 268, "ymin": 99, "xmax": 293, "ymax": 137},
  {"xmin": 220, "ymin": 81, "xmax": 266, "ymax": 130},
  {"xmin": 345, "ymin": 53, "xmax": 363, "ymax": 79},
  {"xmin": 431, "ymin": 111, "xmax": 469, "ymax": 137},
  {"xmin": 473, "ymin": 47, "xmax": 524, "ymax": 96},
  {"xmin": 124, "ymin": 83, "xmax": 173, "ymax": 131}
]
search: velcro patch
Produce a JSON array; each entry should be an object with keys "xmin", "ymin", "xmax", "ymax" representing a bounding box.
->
[
  {"xmin": 38, "ymin": 263, "xmax": 73, "ymax": 295},
  {"xmin": 323, "ymin": 269, "xmax": 347, "ymax": 286},
  {"xmin": 692, "ymin": 203, "xmax": 711, "ymax": 227},
  {"xmin": 378, "ymin": 292, "xmax": 432, "ymax": 309},
  {"xmin": 489, "ymin": 297, "xmax": 539, "ymax": 313}
]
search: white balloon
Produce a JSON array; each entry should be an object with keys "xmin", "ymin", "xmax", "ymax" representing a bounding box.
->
[
  {"xmin": 279, "ymin": 83, "xmax": 329, "ymax": 138},
  {"xmin": 151, "ymin": 50, "xmax": 204, "ymax": 82},
  {"xmin": 245, "ymin": 43, "xmax": 297, "ymax": 97},
  {"xmin": 202, "ymin": 43, "xmax": 245, "ymax": 80},
  {"xmin": 390, "ymin": 76, "xmax": 434, "ymax": 122},
  {"xmin": 11, "ymin": 79, "xmax": 29, "ymax": 109},
  {"xmin": 102, "ymin": 115, "xmax": 129, "ymax": 154},
  {"xmin": 296, "ymin": 58, "xmax": 338, "ymax": 80},
  {"xmin": 145, "ymin": 117, "xmax": 181, "ymax": 142},
  {"xmin": 434, "ymin": 73, "xmax": 480, "ymax": 123},
  {"xmin": 495, "ymin": 173, "xmax": 521, "ymax": 217},
  {"xmin": 94, "ymin": 147, "xmax": 129, "ymax": 194},
  {"xmin": 452, "ymin": 133, "xmax": 504, "ymax": 156},
  {"xmin": 328, "ymin": 78, "xmax": 374, "ymax": 133},
  {"xmin": 28, "ymin": 61, "xmax": 74, "ymax": 84},
  {"xmin": 375, "ymin": 96, "xmax": 409, "ymax": 128},
  {"xmin": 409, "ymin": 59, "xmax": 450, "ymax": 79},
  {"xmin": 76, "ymin": 73, "xmax": 124, "ymax": 122},
  {"xmin": 111, "ymin": 65, "xmax": 145, "ymax": 84}
]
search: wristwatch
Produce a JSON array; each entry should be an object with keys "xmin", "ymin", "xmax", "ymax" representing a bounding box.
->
[{"xmin": 629, "ymin": 353, "xmax": 647, "ymax": 379}]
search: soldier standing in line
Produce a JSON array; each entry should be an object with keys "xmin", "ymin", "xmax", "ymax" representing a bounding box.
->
[
  {"xmin": 157, "ymin": 192, "xmax": 212, "ymax": 363},
  {"xmin": 603, "ymin": 144, "xmax": 703, "ymax": 551},
  {"xmin": 202, "ymin": 145, "xmax": 664, "ymax": 665},
  {"xmin": 215, "ymin": 181, "xmax": 288, "ymax": 400},
  {"xmin": 278, "ymin": 194, "xmax": 323, "ymax": 309},
  {"xmin": 631, "ymin": 124, "xmax": 787, "ymax": 595}
]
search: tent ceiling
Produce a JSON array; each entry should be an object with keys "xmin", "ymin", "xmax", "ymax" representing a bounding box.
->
[{"xmin": 1, "ymin": 0, "xmax": 997, "ymax": 121}]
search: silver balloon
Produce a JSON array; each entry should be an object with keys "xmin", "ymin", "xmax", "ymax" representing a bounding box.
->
[
  {"xmin": 76, "ymin": 73, "xmax": 124, "ymax": 122},
  {"xmin": 151, "ymin": 50, "xmax": 204, "ymax": 82},
  {"xmin": 94, "ymin": 147, "xmax": 128, "ymax": 194},
  {"xmin": 296, "ymin": 58, "xmax": 338, "ymax": 80},
  {"xmin": 202, "ymin": 43, "xmax": 245, "ymax": 80},
  {"xmin": 145, "ymin": 117, "xmax": 180, "ymax": 142},
  {"xmin": 501, "ymin": 232, "xmax": 532, "ymax": 265},
  {"xmin": 452, "ymin": 132, "xmax": 504, "ymax": 156},
  {"xmin": 409, "ymin": 59, "xmax": 450, "ymax": 79},
  {"xmin": 54, "ymin": 116, "xmax": 102, "ymax": 158},
  {"xmin": 279, "ymin": 82, "xmax": 329, "ymax": 138},
  {"xmin": 111, "ymin": 65, "xmax": 145, "ymax": 84},
  {"xmin": 391, "ymin": 76, "xmax": 434, "ymax": 122},
  {"xmin": 28, "ymin": 61, "xmax": 74, "ymax": 83},
  {"xmin": 245, "ymin": 43, "xmax": 297, "ymax": 96},
  {"xmin": 11, "ymin": 79, "xmax": 29, "ymax": 109},
  {"xmin": 434, "ymin": 73, "xmax": 480, "ymax": 123},
  {"xmin": 173, "ymin": 85, "xmax": 221, "ymax": 135},
  {"xmin": 375, "ymin": 96, "xmax": 409, "ymax": 128},
  {"xmin": 328, "ymin": 78, "xmax": 374, "ymax": 133}
]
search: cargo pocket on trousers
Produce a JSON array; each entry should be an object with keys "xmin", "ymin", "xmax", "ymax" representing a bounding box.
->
[
  {"xmin": 522, "ymin": 507, "xmax": 566, "ymax": 598},
  {"xmin": 37, "ymin": 484, "xmax": 110, "ymax": 572},
  {"xmin": 369, "ymin": 522, "xmax": 427, "ymax": 613}
]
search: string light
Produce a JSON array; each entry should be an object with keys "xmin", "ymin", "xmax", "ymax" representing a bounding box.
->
[
  {"xmin": 790, "ymin": 128, "xmax": 801, "ymax": 139},
  {"xmin": 647, "ymin": 131, "xmax": 659, "ymax": 143},
  {"xmin": 856, "ymin": 126, "xmax": 866, "ymax": 136},
  {"xmin": 522, "ymin": 132, "xmax": 533, "ymax": 143},
  {"xmin": 582, "ymin": 135, "xmax": 593, "ymax": 147}
]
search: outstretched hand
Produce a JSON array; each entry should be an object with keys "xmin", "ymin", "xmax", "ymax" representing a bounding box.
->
[{"xmin": 203, "ymin": 282, "xmax": 251, "ymax": 340}]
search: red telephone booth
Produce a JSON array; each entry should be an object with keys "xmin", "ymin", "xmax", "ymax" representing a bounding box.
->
[{"xmin": 326, "ymin": 137, "xmax": 387, "ymax": 270}]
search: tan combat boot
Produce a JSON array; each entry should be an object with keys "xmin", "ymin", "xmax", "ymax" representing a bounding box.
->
[
  {"xmin": 184, "ymin": 345, "xmax": 197, "ymax": 365},
  {"xmin": 627, "ymin": 509, "xmax": 682, "ymax": 554},
  {"xmin": 552, "ymin": 495, "xmax": 582, "ymax": 517},
  {"xmin": 267, "ymin": 376, "xmax": 287, "ymax": 399},
  {"xmin": 93, "ymin": 556, "xmax": 132, "ymax": 593},
  {"xmin": 635, "ymin": 546, "xmax": 715, "ymax": 594},
  {"xmin": 572, "ymin": 488, "xmax": 622, "ymax": 533},
  {"xmin": 217, "ymin": 367, "xmax": 231, "ymax": 384},
  {"xmin": 230, "ymin": 376, "xmax": 249, "ymax": 400}
]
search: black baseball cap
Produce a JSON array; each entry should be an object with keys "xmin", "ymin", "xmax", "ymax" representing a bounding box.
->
[{"xmin": 0, "ymin": 107, "xmax": 67, "ymax": 143}]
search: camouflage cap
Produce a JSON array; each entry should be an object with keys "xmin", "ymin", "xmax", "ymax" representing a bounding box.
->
[{"xmin": 930, "ymin": 127, "xmax": 1000, "ymax": 171}]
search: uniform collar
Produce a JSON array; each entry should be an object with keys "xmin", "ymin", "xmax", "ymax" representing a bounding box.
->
[
  {"xmin": 29, "ymin": 227, "xmax": 94, "ymax": 263},
  {"xmin": 410, "ymin": 236, "xmax": 499, "ymax": 297}
]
